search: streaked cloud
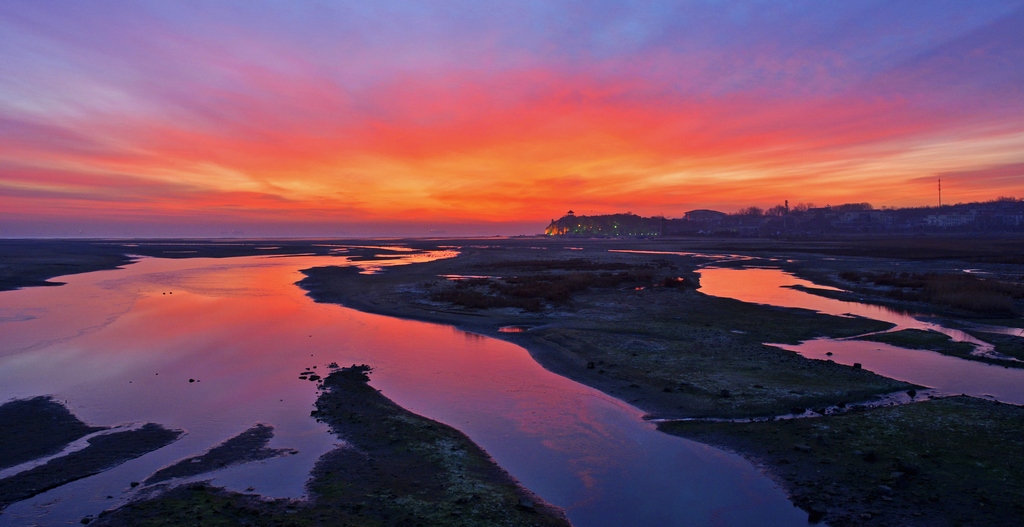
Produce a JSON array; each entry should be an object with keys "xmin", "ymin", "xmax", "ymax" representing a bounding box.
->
[{"xmin": 1, "ymin": 1, "xmax": 1022, "ymax": 235}]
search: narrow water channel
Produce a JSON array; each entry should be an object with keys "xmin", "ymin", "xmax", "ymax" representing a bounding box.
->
[
  {"xmin": 0, "ymin": 255, "xmax": 807, "ymax": 526},
  {"xmin": 697, "ymin": 267, "xmax": 1024, "ymax": 404}
]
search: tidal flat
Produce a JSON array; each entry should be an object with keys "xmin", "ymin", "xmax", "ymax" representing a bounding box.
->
[
  {"xmin": 1, "ymin": 236, "xmax": 1023, "ymax": 525},
  {"xmin": 93, "ymin": 365, "xmax": 570, "ymax": 527},
  {"xmin": 298, "ymin": 236, "xmax": 1024, "ymax": 525}
]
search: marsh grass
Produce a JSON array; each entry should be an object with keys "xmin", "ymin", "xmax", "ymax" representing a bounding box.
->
[
  {"xmin": 839, "ymin": 271, "xmax": 1024, "ymax": 315},
  {"xmin": 432, "ymin": 269, "xmax": 659, "ymax": 311}
]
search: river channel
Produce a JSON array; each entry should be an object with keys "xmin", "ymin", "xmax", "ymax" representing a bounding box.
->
[
  {"xmin": 697, "ymin": 267, "xmax": 1024, "ymax": 405},
  {"xmin": 0, "ymin": 253, "xmax": 807, "ymax": 526}
]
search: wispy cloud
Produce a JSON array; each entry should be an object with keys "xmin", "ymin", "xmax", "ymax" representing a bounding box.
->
[{"xmin": 1, "ymin": 1, "xmax": 1023, "ymax": 234}]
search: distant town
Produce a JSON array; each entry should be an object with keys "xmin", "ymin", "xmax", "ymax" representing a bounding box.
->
[{"xmin": 544, "ymin": 197, "xmax": 1024, "ymax": 237}]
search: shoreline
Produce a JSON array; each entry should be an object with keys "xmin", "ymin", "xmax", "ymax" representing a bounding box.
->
[
  {"xmin": 295, "ymin": 240, "xmax": 1024, "ymax": 525},
  {"xmin": 94, "ymin": 365, "xmax": 571, "ymax": 527},
  {"xmin": 297, "ymin": 249, "xmax": 911, "ymax": 421},
  {"xmin": 4, "ymin": 236, "xmax": 1024, "ymax": 525}
]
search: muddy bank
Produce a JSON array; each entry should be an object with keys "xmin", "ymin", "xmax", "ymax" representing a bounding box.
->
[
  {"xmin": 144, "ymin": 424, "xmax": 296, "ymax": 485},
  {"xmin": 0, "ymin": 396, "xmax": 105, "ymax": 470},
  {"xmin": 95, "ymin": 365, "xmax": 570, "ymax": 527},
  {"xmin": 299, "ymin": 247, "xmax": 911, "ymax": 419},
  {"xmin": 661, "ymin": 396, "xmax": 1024, "ymax": 526},
  {"xmin": 0, "ymin": 238, "xmax": 435, "ymax": 292},
  {"xmin": 852, "ymin": 329, "xmax": 1024, "ymax": 368},
  {"xmin": 0, "ymin": 423, "xmax": 182, "ymax": 511},
  {"xmin": 295, "ymin": 239, "xmax": 1024, "ymax": 524},
  {"xmin": 0, "ymin": 241, "xmax": 134, "ymax": 291}
]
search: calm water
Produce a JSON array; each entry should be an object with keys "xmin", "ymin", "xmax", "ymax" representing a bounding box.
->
[
  {"xmin": 0, "ymin": 255, "xmax": 806, "ymax": 526},
  {"xmin": 697, "ymin": 267, "xmax": 1024, "ymax": 404}
]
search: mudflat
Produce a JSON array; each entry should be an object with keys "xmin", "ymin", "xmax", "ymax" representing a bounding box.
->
[
  {"xmin": 95, "ymin": 365, "xmax": 570, "ymax": 527},
  {"xmin": 0, "ymin": 396, "xmax": 105, "ymax": 470},
  {"xmin": 0, "ymin": 423, "xmax": 182, "ymax": 512},
  {"xmin": 5, "ymin": 235, "xmax": 1024, "ymax": 525},
  {"xmin": 296, "ymin": 235, "xmax": 1024, "ymax": 525},
  {"xmin": 298, "ymin": 242, "xmax": 912, "ymax": 419}
]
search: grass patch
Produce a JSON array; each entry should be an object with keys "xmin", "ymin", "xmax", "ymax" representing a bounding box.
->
[
  {"xmin": 838, "ymin": 271, "xmax": 1023, "ymax": 315},
  {"xmin": 856, "ymin": 329, "xmax": 975, "ymax": 355},
  {"xmin": 661, "ymin": 396, "xmax": 1024, "ymax": 526},
  {"xmin": 431, "ymin": 269, "xmax": 661, "ymax": 312},
  {"xmin": 964, "ymin": 331, "xmax": 1024, "ymax": 362},
  {"xmin": 857, "ymin": 329, "xmax": 1024, "ymax": 369}
]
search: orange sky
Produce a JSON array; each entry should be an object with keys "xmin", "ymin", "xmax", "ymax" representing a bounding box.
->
[{"xmin": 1, "ymin": 2, "xmax": 1022, "ymax": 236}]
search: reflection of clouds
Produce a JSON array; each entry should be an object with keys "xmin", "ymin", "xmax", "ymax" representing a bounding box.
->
[
  {"xmin": 0, "ymin": 307, "xmax": 43, "ymax": 323},
  {"xmin": 704, "ymin": 267, "xmax": 1010, "ymax": 354},
  {"xmin": 0, "ymin": 254, "xmax": 808, "ymax": 526}
]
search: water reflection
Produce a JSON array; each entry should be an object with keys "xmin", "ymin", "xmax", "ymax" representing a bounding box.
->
[
  {"xmin": 697, "ymin": 267, "xmax": 1024, "ymax": 404},
  {"xmin": 0, "ymin": 255, "xmax": 806, "ymax": 527},
  {"xmin": 698, "ymin": 267, "xmax": 992, "ymax": 350}
]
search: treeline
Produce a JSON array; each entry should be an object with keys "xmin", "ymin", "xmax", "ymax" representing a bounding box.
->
[{"xmin": 544, "ymin": 197, "xmax": 1024, "ymax": 237}]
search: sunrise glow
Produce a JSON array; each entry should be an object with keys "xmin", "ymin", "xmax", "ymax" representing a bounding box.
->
[{"xmin": 2, "ymin": 2, "xmax": 1022, "ymax": 236}]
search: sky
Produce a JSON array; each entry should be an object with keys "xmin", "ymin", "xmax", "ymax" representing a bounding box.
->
[{"xmin": 1, "ymin": 1, "xmax": 1023, "ymax": 237}]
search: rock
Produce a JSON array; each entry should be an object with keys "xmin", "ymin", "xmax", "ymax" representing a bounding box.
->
[
  {"xmin": 720, "ymin": 389, "xmax": 731, "ymax": 398},
  {"xmin": 860, "ymin": 513, "xmax": 872, "ymax": 520},
  {"xmin": 518, "ymin": 497, "xmax": 535, "ymax": 511},
  {"xmin": 878, "ymin": 485, "xmax": 893, "ymax": 495},
  {"xmin": 188, "ymin": 379, "xmax": 195, "ymax": 383},
  {"xmin": 791, "ymin": 407, "xmax": 806, "ymax": 414},
  {"xmin": 896, "ymin": 459, "xmax": 921, "ymax": 475},
  {"xmin": 130, "ymin": 481, "xmax": 140, "ymax": 488},
  {"xmin": 794, "ymin": 444, "xmax": 812, "ymax": 453},
  {"xmin": 907, "ymin": 389, "xmax": 917, "ymax": 398},
  {"xmin": 81, "ymin": 518, "xmax": 92, "ymax": 525},
  {"xmin": 852, "ymin": 363, "xmax": 862, "ymax": 370},
  {"xmin": 807, "ymin": 503, "xmax": 827, "ymax": 524},
  {"xmin": 863, "ymin": 450, "xmax": 878, "ymax": 462},
  {"xmin": 662, "ymin": 387, "xmax": 673, "ymax": 393},
  {"xmin": 586, "ymin": 361, "xmax": 595, "ymax": 369}
]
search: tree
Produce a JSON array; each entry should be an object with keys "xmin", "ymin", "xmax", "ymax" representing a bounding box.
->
[{"xmin": 736, "ymin": 206, "xmax": 764, "ymax": 216}]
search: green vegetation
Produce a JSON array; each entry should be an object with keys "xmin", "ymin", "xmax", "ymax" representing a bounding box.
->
[{"xmin": 661, "ymin": 397, "xmax": 1024, "ymax": 526}]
